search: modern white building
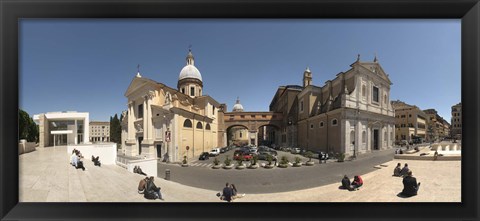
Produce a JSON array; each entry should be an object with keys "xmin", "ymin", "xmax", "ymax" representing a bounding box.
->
[{"xmin": 33, "ymin": 111, "xmax": 90, "ymax": 147}]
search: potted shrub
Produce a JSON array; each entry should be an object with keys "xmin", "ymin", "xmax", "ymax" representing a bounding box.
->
[
  {"xmin": 278, "ymin": 156, "xmax": 289, "ymax": 168},
  {"xmin": 337, "ymin": 152, "xmax": 345, "ymax": 162},
  {"xmin": 293, "ymin": 156, "xmax": 302, "ymax": 167},
  {"xmin": 305, "ymin": 151, "xmax": 315, "ymax": 166},
  {"xmin": 264, "ymin": 154, "xmax": 274, "ymax": 169},
  {"xmin": 212, "ymin": 157, "xmax": 221, "ymax": 169},
  {"xmin": 236, "ymin": 155, "xmax": 245, "ymax": 169},
  {"xmin": 248, "ymin": 155, "xmax": 259, "ymax": 169},
  {"xmin": 181, "ymin": 156, "xmax": 188, "ymax": 167},
  {"xmin": 223, "ymin": 156, "xmax": 233, "ymax": 169}
]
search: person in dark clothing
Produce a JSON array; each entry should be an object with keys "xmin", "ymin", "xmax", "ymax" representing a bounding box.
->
[
  {"xmin": 222, "ymin": 182, "xmax": 233, "ymax": 202},
  {"xmin": 400, "ymin": 163, "xmax": 410, "ymax": 177},
  {"xmin": 393, "ymin": 163, "xmax": 402, "ymax": 177},
  {"xmin": 402, "ymin": 171, "xmax": 421, "ymax": 197},
  {"xmin": 144, "ymin": 176, "xmax": 163, "ymax": 200},
  {"xmin": 92, "ymin": 156, "xmax": 101, "ymax": 167},
  {"xmin": 341, "ymin": 175, "xmax": 354, "ymax": 191},
  {"xmin": 135, "ymin": 166, "xmax": 147, "ymax": 176}
]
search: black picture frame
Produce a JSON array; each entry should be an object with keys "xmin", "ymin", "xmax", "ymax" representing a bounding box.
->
[{"xmin": 1, "ymin": 0, "xmax": 479, "ymax": 220}]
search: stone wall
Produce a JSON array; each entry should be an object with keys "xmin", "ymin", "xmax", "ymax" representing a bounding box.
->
[{"xmin": 18, "ymin": 140, "xmax": 36, "ymax": 155}]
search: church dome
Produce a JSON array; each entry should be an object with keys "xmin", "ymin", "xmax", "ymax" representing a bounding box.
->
[
  {"xmin": 179, "ymin": 65, "xmax": 202, "ymax": 81},
  {"xmin": 232, "ymin": 97, "xmax": 244, "ymax": 112},
  {"xmin": 178, "ymin": 49, "xmax": 202, "ymax": 81}
]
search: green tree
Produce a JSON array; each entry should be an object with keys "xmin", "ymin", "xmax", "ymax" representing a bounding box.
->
[
  {"xmin": 19, "ymin": 109, "xmax": 38, "ymax": 142},
  {"xmin": 110, "ymin": 113, "xmax": 122, "ymax": 144}
]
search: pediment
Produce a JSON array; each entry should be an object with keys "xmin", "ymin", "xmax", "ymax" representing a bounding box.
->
[
  {"xmin": 358, "ymin": 63, "xmax": 392, "ymax": 85},
  {"xmin": 124, "ymin": 77, "xmax": 158, "ymax": 97}
]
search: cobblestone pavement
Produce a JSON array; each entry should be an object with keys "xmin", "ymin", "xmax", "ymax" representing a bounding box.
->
[{"xmin": 19, "ymin": 146, "xmax": 460, "ymax": 202}]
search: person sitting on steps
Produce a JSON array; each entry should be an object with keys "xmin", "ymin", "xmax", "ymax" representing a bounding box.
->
[
  {"xmin": 341, "ymin": 175, "xmax": 354, "ymax": 191},
  {"xmin": 393, "ymin": 163, "xmax": 402, "ymax": 177},
  {"xmin": 402, "ymin": 171, "xmax": 421, "ymax": 197},
  {"xmin": 351, "ymin": 175, "xmax": 363, "ymax": 190},
  {"xmin": 400, "ymin": 163, "xmax": 410, "ymax": 177}
]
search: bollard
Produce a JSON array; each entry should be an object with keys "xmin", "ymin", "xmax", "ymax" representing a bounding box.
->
[{"xmin": 165, "ymin": 169, "xmax": 170, "ymax": 180}]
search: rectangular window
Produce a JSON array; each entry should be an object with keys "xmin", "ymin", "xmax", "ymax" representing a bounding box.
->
[
  {"xmin": 212, "ymin": 106, "xmax": 215, "ymax": 115},
  {"xmin": 251, "ymin": 115, "xmax": 255, "ymax": 118},
  {"xmin": 138, "ymin": 104, "xmax": 144, "ymax": 118},
  {"xmin": 300, "ymin": 100, "xmax": 304, "ymax": 112},
  {"xmin": 372, "ymin": 86, "xmax": 379, "ymax": 103},
  {"xmin": 190, "ymin": 87, "xmax": 195, "ymax": 96}
]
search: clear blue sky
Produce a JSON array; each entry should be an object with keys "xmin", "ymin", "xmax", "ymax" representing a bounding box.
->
[{"xmin": 20, "ymin": 19, "xmax": 460, "ymax": 123}]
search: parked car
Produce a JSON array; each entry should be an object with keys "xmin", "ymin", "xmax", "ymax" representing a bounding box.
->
[
  {"xmin": 233, "ymin": 149, "xmax": 253, "ymax": 161},
  {"xmin": 248, "ymin": 148, "xmax": 258, "ymax": 155},
  {"xmin": 199, "ymin": 152, "xmax": 210, "ymax": 160},
  {"xmin": 209, "ymin": 148, "xmax": 220, "ymax": 156},
  {"xmin": 220, "ymin": 147, "xmax": 228, "ymax": 153},
  {"xmin": 291, "ymin": 148, "xmax": 301, "ymax": 154},
  {"xmin": 257, "ymin": 151, "xmax": 275, "ymax": 160}
]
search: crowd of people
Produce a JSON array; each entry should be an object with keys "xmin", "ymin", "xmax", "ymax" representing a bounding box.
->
[{"xmin": 219, "ymin": 182, "xmax": 246, "ymax": 202}]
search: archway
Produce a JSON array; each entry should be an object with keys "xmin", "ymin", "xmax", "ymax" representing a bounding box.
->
[
  {"xmin": 226, "ymin": 125, "xmax": 250, "ymax": 147},
  {"xmin": 257, "ymin": 124, "xmax": 281, "ymax": 148}
]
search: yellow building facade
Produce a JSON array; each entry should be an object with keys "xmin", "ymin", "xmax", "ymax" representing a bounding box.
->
[{"xmin": 121, "ymin": 50, "xmax": 223, "ymax": 162}]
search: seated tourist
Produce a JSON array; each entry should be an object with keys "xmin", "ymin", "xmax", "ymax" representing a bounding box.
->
[
  {"xmin": 402, "ymin": 171, "xmax": 421, "ymax": 197},
  {"xmin": 144, "ymin": 176, "xmax": 163, "ymax": 200},
  {"xmin": 351, "ymin": 175, "xmax": 363, "ymax": 190},
  {"xmin": 138, "ymin": 177, "xmax": 149, "ymax": 194},
  {"xmin": 393, "ymin": 163, "xmax": 402, "ymax": 177},
  {"xmin": 341, "ymin": 175, "xmax": 354, "ymax": 191},
  {"xmin": 400, "ymin": 163, "xmax": 410, "ymax": 177},
  {"xmin": 136, "ymin": 166, "xmax": 147, "ymax": 176},
  {"xmin": 221, "ymin": 182, "xmax": 233, "ymax": 202},
  {"xmin": 73, "ymin": 155, "xmax": 85, "ymax": 171},
  {"xmin": 93, "ymin": 156, "xmax": 101, "ymax": 167}
]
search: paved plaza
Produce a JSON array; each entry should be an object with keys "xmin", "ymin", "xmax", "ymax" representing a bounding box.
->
[{"xmin": 19, "ymin": 146, "xmax": 460, "ymax": 202}]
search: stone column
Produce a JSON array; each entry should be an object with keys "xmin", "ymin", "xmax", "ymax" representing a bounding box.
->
[{"xmin": 127, "ymin": 101, "xmax": 135, "ymax": 141}]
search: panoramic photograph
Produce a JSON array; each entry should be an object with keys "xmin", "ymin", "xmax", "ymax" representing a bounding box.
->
[{"xmin": 18, "ymin": 19, "xmax": 461, "ymax": 202}]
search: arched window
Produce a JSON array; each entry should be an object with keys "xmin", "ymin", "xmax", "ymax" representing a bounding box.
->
[
  {"xmin": 319, "ymin": 121, "xmax": 324, "ymax": 128},
  {"xmin": 183, "ymin": 119, "xmax": 192, "ymax": 128},
  {"xmin": 362, "ymin": 85, "xmax": 366, "ymax": 97},
  {"xmin": 206, "ymin": 123, "xmax": 211, "ymax": 130},
  {"xmin": 384, "ymin": 131, "xmax": 387, "ymax": 141},
  {"xmin": 196, "ymin": 122, "xmax": 203, "ymax": 129},
  {"xmin": 239, "ymin": 132, "xmax": 242, "ymax": 138},
  {"xmin": 384, "ymin": 94, "xmax": 387, "ymax": 104},
  {"xmin": 332, "ymin": 119, "xmax": 338, "ymax": 126},
  {"xmin": 362, "ymin": 131, "xmax": 366, "ymax": 144}
]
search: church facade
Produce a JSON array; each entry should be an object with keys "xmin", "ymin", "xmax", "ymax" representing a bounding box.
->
[
  {"xmin": 121, "ymin": 51, "xmax": 395, "ymax": 163},
  {"xmin": 121, "ymin": 50, "xmax": 224, "ymax": 162},
  {"xmin": 270, "ymin": 55, "xmax": 396, "ymax": 157}
]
